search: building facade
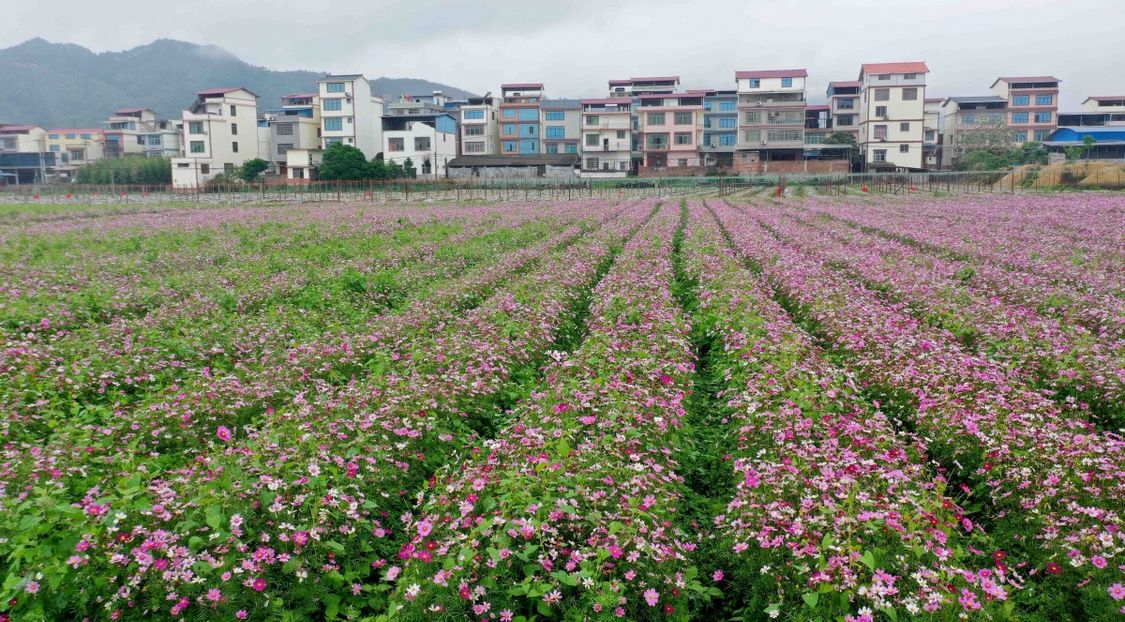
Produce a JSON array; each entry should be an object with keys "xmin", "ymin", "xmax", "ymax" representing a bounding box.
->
[
  {"xmin": 382, "ymin": 100, "xmax": 458, "ymax": 178},
  {"xmin": 826, "ymin": 81, "xmax": 861, "ymax": 140},
  {"xmin": 1058, "ymin": 96, "xmax": 1125, "ymax": 128},
  {"xmin": 269, "ymin": 93, "xmax": 321, "ymax": 178},
  {"xmin": 171, "ymin": 87, "xmax": 262, "ymax": 188},
  {"xmin": 923, "ymin": 98, "xmax": 941, "ymax": 169},
  {"xmin": 44, "ymin": 128, "xmax": 107, "ymax": 178},
  {"xmin": 607, "ymin": 77, "xmax": 680, "ymax": 172},
  {"xmin": 736, "ymin": 69, "xmax": 808, "ymax": 164},
  {"xmin": 939, "ymin": 96, "xmax": 1008, "ymax": 169},
  {"xmin": 540, "ymin": 100, "xmax": 580, "ymax": 155},
  {"xmin": 0, "ymin": 124, "xmax": 53, "ymax": 184},
  {"xmin": 499, "ymin": 83, "xmax": 544, "ymax": 154},
  {"xmin": 991, "ymin": 76, "xmax": 1059, "ymax": 143},
  {"xmin": 702, "ymin": 90, "xmax": 738, "ymax": 168},
  {"xmin": 858, "ymin": 62, "xmax": 928, "ymax": 169},
  {"xmin": 579, "ymin": 97, "xmax": 632, "ymax": 177},
  {"xmin": 637, "ymin": 92, "xmax": 704, "ymax": 172},
  {"xmin": 318, "ymin": 74, "xmax": 384, "ymax": 157},
  {"xmin": 460, "ymin": 95, "xmax": 499, "ymax": 156},
  {"xmin": 104, "ymin": 108, "xmax": 180, "ymax": 158}
]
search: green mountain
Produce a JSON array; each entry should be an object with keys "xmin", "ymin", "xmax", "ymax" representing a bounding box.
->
[{"xmin": 0, "ymin": 38, "xmax": 477, "ymax": 128}]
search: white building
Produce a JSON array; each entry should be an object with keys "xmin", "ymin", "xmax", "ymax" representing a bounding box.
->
[
  {"xmin": 924, "ymin": 98, "xmax": 941, "ymax": 169},
  {"xmin": 284, "ymin": 148, "xmax": 322, "ymax": 183},
  {"xmin": 857, "ymin": 62, "xmax": 929, "ymax": 169},
  {"xmin": 171, "ymin": 87, "xmax": 262, "ymax": 188},
  {"xmin": 104, "ymin": 108, "xmax": 181, "ymax": 158},
  {"xmin": 269, "ymin": 93, "xmax": 322, "ymax": 178},
  {"xmin": 579, "ymin": 97, "xmax": 631, "ymax": 177},
  {"xmin": 318, "ymin": 74, "xmax": 383, "ymax": 158},
  {"xmin": 460, "ymin": 94, "xmax": 500, "ymax": 156},
  {"xmin": 382, "ymin": 112, "xmax": 458, "ymax": 178}
]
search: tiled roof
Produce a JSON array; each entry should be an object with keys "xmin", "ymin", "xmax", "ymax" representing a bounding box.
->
[
  {"xmin": 581, "ymin": 97, "xmax": 633, "ymax": 106},
  {"xmin": 197, "ymin": 87, "xmax": 259, "ymax": 97},
  {"xmin": 992, "ymin": 76, "xmax": 1061, "ymax": 86},
  {"xmin": 860, "ymin": 62, "xmax": 930, "ymax": 76},
  {"xmin": 829, "ymin": 80, "xmax": 862, "ymax": 88},
  {"xmin": 735, "ymin": 69, "xmax": 808, "ymax": 79},
  {"xmin": 0, "ymin": 124, "xmax": 42, "ymax": 132}
]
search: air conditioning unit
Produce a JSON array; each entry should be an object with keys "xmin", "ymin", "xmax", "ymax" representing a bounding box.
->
[
  {"xmin": 760, "ymin": 139, "xmax": 768, "ymax": 145},
  {"xmin": 756, "ymin": 102, "xmax": 764, "ymax": 107}
]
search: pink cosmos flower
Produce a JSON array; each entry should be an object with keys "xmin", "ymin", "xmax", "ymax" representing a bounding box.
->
[
  {"xmin": 417, "ymin": 519, "xmax": 433, "ymax": 537},
  {"xmin": 385, "ymin": 566, "xmax": 401, "ymax": 581},
  {"xmin": 499, "ymin": 610, "xmax": 514, "ymax": 622},
  {"xmin": 216, "ymin": 426, "xmax": 232, "ymax": 442},
  {"xmin": 1109, "ymin": 583, "xmax": 1125, "ymax": 601},
  {"xmin": 251, "ymin": 578, "xmax": 267, "ymax": 592},
  {"xmin": 608, "ymin": 544, "xmax": 623, "ymax": 559},
  {"xmin": 712, "ymin": 569, "xmax": 724, "ymax": 582},
  {"xmin": 236, "ymin": 611, "xmax": 248, "ymax": 620},
  {"xmin": 25, "ymin": 581, "xmax": 40, "ymax": 595},
  {"xmin": 579, "ymin": 415, "xmax": 597, "ymax": 425},
  {"xmin": 1091, "ymin": 556, "xmax": 1107, "ymax": 569},
  {"xmin": 543, "ymin": 590, "xmax": 562, "ymax": 605},
  {"xmin": 643, "ymin": 588, "xmax": 659, "ymax": 606},
  {"xmin": 206, "ymin": 588, "xmax": 222, "ymax": 602}
]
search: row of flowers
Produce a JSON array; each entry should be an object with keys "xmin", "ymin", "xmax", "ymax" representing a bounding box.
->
[
  {"xmin": 681, "ymin": 201, "xmax": 1007, "ymax": 619},
  {"xmin": 384, "ymin": 204, "xmax": 712, "ymax": 621},
  {"xmin": 712, "ymin": 199, "xmax": 1125, "ymax": 617},
  {"xmin": 0, "ymin": 200, "xmax": 653, "ymax": 620},
  {"xmin": 756, "ymin": 204, "xmax": 1123, "ymax": 429}
]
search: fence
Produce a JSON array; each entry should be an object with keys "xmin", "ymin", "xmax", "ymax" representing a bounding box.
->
[{"xmin": 1, "ymin": 170, "xmax": 1121, "ymax": 205}]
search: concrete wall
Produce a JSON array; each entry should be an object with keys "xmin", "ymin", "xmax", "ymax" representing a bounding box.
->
[{"xmin": 448, "ymin": 164, "xmax": 577, "ymax": 179}]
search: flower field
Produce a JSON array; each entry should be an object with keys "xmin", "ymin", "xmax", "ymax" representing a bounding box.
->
[{"xmin": 0, "ymin": 195, "xmax": 1121, "ymax": 621}]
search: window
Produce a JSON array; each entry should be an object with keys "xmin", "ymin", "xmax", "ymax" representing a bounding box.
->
[
  {"xmin": 619, "ymin": 162, "xmax": 627, "ymax": 171},
  {"xmin": 743, "ymin": 111, "xmax": 761, "ymax": 124},
  {"xmin": 875, "ymin": 106, "xmax": 888, "ymax": 117},
  {"xmin": 136, "ymin": 135, "xmax": 146, "ymax": 145},
  {"xmin": 225, "ymin": 163, "xmax": 236, "ymax": 173},
  {"xmin": 502, "ymin": 141, "xmax": 516, "ymax": 152},
  {"xmin": 749, "ymin": 78, "xmax": 760, "ymax": 88},
  {"xmin": 767, "ymin": 110, "xmax": 802, "ymax": 125},
  {"xmin": 1035, "ymin": 94, "xmax": 1053, "ymax": 106},
  {"xmin": 586, "ymin": 157, "xmax": 599, "ymax": 170},
  {"xmin": 464, "ymin": 142, "xmax": 485, "ymax": 153},
  {"xmin": 874, "ymin": 125, "xmax": 888, "ymax": 140},
  {"xmin": 674, "ymin": 112, "xmax": 692, "ymax": 125},
  {"xmin": 524, "ymin": 125, "xmax": 537, "ymax": 136},
  {"xmin": 743, "ymin": 129, "xmax": 761, "ymax": 142},
  {"xmin": 719, "ymin": 100, "xmax": 735, "ymax": 111},
  {"xmin": 80, "ymin": 133, "xmax": 91, "ymax": 140},
  {"xmin": 565, "ymin": 144, "xmax": 577, "ymax": 154},
  {"xmin": 674, "ymin": 132, "xmax": 692, "ymax": 145},
  {"xmin": 49, "ymin": 144, "xmax": 60, "ymax": 152},
  {"xmin": 645, "ymin": 134, "xmax": 669, "ymax": 149},
  {"xmin": 902, "ymin": 87, "xmax": 918, "ymax": 101},
  {"xmin": 1011, "ymin": 112, "xmax": 1029, "ymax": 124},
  {"xmin": 502, "ymin": 109, "xmax": 516, "ymax": 118},
  {"xmin": 586, "ymin": 133, "xmax": 600, "ymax": 146},
  {"xmin": 414, "ymin": 137, "xmax": 430, "ymax": 151},
  {"xmin": 323, "ymin": 99, "xmax": 342, "ymax": 112},
  {"xmin": 546, "ymin": 126, "xmax": 565, "ymax": 139},
  {"xmin": 766, "ymin": 129, "xmax": 801, "ymax": 142},
  {"xmin": 48, "ymin": 133, "xmax": 59, "ymax": 139},
  {"xmin": 324, "ymin": 137, "xmax": 343, "ymax": 146},
  {"xmin": 837, "ymin": 114, "xmax": 854, "ymax": 126},
  {"xmin": 463, "ymin": 109, "xmax": 484, "ymax": 120},
  {"xmin": 962, "ymin": 113, "xmax": 976, "ymax": 124},
  {"xmin": 231, "ymin": 123, "xmax": 238, "ymax": 136},
  {"xmin": 63, "ymin": 133, "xmax": 76, "ymax": 139},
  {"xmin": 899, "ymin": 144, "xmax": 909, "ymax": 153},
  {"xmin": 545, "ymin": 110, "xmax": 565, "ymax": 121},
  {"xmin": 677, "ymin": 159, "xmax": 688, "ymax": 167},
  {"xmin": 464, "ymin": 125, "xmax": 484, "ymax": 136},
  {"xmin": 718, "ymin": 134, "xmax": 736, "ymax": 146},
  {"xmin": 200, "ymin": 163, "xmax": 210, "ymax": 174},
  {"xmin": 617, "ymin": 130, "xmax": 626, "ymax": 139},
  {"xmin": 388, "ymin": 138, "xmax": 404, "ymax": 151},
  {"xmin": 647, "ymin": 112, "xmax": 665, "ymax": 125},
  {"xmin": 231, "ymin": 141, "xmax": 238, "ymax": 153},
  {"xmin": 189, "ymin": 121, "xmax": 204, "ymax": 134},
  {"xmin": 1033, "ymin": 129, "xmax": 1050, "ymax": 141},
  {"xmin": 229, "ymin": 105, "xmax": 237, "ymax": 116},
  {"xmin": 177, "ymin": 162, "xmax": 189, "ymax": 168},
  {"xmin": 276, "ymin": 123, "xmax": 293, "ymax": 135},
  {"xmin": 900, "ymin": 122, "xmax": 910, "ymax": 132},
  {"xmin": 326, "ymin": 82, "xmax": 345, "ymax": 93},
  {"xmin": 518, "ymin": 109, "xmax": 538, "ymax": 121},
  {"xmin": 324, "ymin": 118, "xmax": 343, "ymax": 131},
  {"xmin": 277, "ymin": 143, "xmax": 292, "ymax": 155},
  {"xmin": 545, "ymin": 143, "xmax": 558, "ymax": 154},
  {"xmin": 585, "ymin": 115, "xmax": 599, "ymax": 126},
  {"xmin": 1013, "ymin": 131, "xmax": 1028, "ymax": 142},
  {"xmin": 147, "ymin": 135, "xmax": 162, "ymax": 146},
  {"xmin": 904, "ymin": 73, "xmax": 917, "ymax": 80},
  {"xmin": 873, "ymin": 149, "xmax": 887, "ymax": 162},
  {"xmin": 875, "ymin": 89, "xmax": 890, "ymax": 102},
  {"xmin": 719, "ymin": 117, "xmax": 736, "ymax": 129},
  {"xmin": 1012, "ymin": 95, "xmax": 1030, "ymax": 106},
  {"xmin": 877, "ymin": 74, "xmax": 890, "ymax": 80},
  {"xmin": 190, "ymin": 140, "xmax": 205, "ymax": 153},
  {"xmin": 1034, "ymin": 112, "xmax": 1052, "ymax": 123},
  {"xmin": 781, "ymin": 77, "xmax": 793, "ymax": 88},
  {"xmin": 836, "ymin": 98, "xmax": 856, "ymax": 110}
]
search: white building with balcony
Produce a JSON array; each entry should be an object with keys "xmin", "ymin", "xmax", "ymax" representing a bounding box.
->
[
  {"xmin": 382, "ymin": 112, "xmax": 458, "ymax": 178},
  {"xmin": 579, "ymin": 97, "xmax": 632, "ymax": 177},
  {"xmin": 171, "ymin": 87, "xmax": 262, "ymax": 188},
  {"xmin": 268, "ymin": 93, "xmax": 321, "ymax": 177},
  {"xmin": 735, "ymin": 69, "xmax": 808, "ymax": 164},
  {"xmin": 459, "ymin": 94, "xmax": 499, "ymax": 156},
  {"xmin": 104, "ymin": 108, "xmax": 181, "ymax": 158},
  {"xmin": 857, "ymin": 62, "xmax": 929, "ymax": 170},
  {"xmin": 318, "ymin": 74, "xmax": 384, "ymax": 158}
]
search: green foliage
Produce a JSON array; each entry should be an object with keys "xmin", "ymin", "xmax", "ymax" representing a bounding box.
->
[
  {"xmin": 318, "ymin": 143, "xmax": 373, "ymax": 180},
  {"xmin": 824, "ymin": 131, "xmax": 862, "ymax": 170},
  {"xmin": 237, "ymin": 158, "xmax": 270, "ymax": 182},
  {"xmin": 1066, "ymin": 135, "xmax": 1097, "ymax": 161},
  {"xmin": 74, "ymin": 156, "xmax": 171, "ymax": 184},
  {"xmin": 957, "ymin": 141, "xmax": 1049, "ymax": 171}
]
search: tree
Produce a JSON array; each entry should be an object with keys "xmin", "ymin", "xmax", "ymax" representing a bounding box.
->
[
  {"xmin": 74, "ymin": 156, "xmax": 172, "ymax": 184},
  {"xmin": 237, "ymin": 158, "xmax": 270, "ymax": 182},
  {"xmin": 1066, "ymin": 135, "xmax": 1097, "ymax": 161},
  {"xmin": 318, "ymin": 143, "xmax": 372, "ymax": 180},
  {"xmin": 402, "ymin": 157, "xmax": 417, "ymax": 179},
  {"xmin": 824, "ymin": 131, "xmax": 862, "ymax": 171}
]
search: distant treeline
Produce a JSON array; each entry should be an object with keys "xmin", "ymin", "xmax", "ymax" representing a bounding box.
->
[{"xmin": 75, "ymin": 157, "xmax": 172, "ymax": 184}]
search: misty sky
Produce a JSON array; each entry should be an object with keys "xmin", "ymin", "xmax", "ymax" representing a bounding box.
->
[{"xmin": 3, "ymin": 0, "xmax": 1124, "ymax": 109}]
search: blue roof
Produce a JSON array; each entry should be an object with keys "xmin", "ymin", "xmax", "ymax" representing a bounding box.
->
[{"xmin": 1047, "ymin": 126, "xmax": 1125, "ymax": 143}]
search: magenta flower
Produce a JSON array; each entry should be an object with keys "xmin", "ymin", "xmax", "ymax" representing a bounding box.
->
[
  {"xmin": 643, "ymin": 588, "xmax": 659, "ymax": 606},
  {"xmin": 206, "ymin": 588, "xmax": 222, "ymax": 602},
  {"xmin": 216, "ymin": 426, "xmax": 232, "ymax": 442},
  {"xmin": 1109, "ymin": 583, "xmax": 1125, "ymax": 601},
  {"xmin": 251, "ymin": 577, "xmax": 267, "ymax": 592}
]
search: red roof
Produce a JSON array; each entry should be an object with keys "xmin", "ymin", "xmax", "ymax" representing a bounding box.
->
[
  {"xmin": 501, "ymin": 83, "xmax": 544, "ymax": 90},
  {"xmin": 581, "ymin": 97, "xmax": 632, "ymax": 106},
  {"xmin": 829, "ymin": 80, "xmax": 862, "ymax": 88},
  {"xmin": 629, "ymin": 76, "xmax": 679, "ymax": 82},
  {"xmin": 735, "ymin": 68, "xmax": 808, "ymax": 80},
  {"xmin": 608, "ymin": 79, "xmax": 632, "ymax": 86},
  {"xmin": 860, "ymin": 62, "xmax": 929, "ymax": 76},
  {"xmin": 806, "ymin": 104, "xmax": 830, "ymax": 111}
]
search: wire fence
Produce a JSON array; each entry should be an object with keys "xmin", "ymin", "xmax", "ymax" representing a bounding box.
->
[{"xmin": 1, "ymin": 169, "xmax": 1121, "ymax": 205}]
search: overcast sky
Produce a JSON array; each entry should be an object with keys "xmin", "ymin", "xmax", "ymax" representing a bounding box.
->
[{"xmin": 3, "ymin": 0, "xmax": 1123, "ymax": 109}]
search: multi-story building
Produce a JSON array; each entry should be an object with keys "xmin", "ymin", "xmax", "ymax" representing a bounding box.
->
[
  {"xmin": 607, "ymin": 77, "xmax": 681, "ymax": 172},
  {"xmin": 317, "ymin": 74, "xmax": 384, "ymax": 157},
  {"xmin": 540, "ymin": 100, "xmax": 580, "ymax": 155},
  {"xmin": 702, "ymin": 90, "xmax": 738, "ymax": 168},
  {"xmin": 0, "ymin": 124, "xmax": 53, "ymax": 184},
  {"xmin": 637, "ymin": 91, "xmax": 705, "ymax": 172},
  {"xmin": 735, "ymin": 69, "xmax": 808, "ymax": 165},
  {"xmin": 1058, "ymin": 96, "xmax": 1125, "ymax": 128},
  {"xmin": 499, "ymin": 83, "xmax": 544, "ymax": 154},
  {"xmin": 826, "ymin": 81, "xmax": 861, "ymax": 140},
  {"xmin": 579, "ymin": 97, "xmax": 631, "ymax": 177},
  {"xmin": 382, "ymin": 96, "xmax": 458, "ymax": 177},
  {"xmin": 991, "ymin": 76, "xmax": 1059, "ymax": 143},
  {"xmin": 104, "ymin": 108, "xmax": 180, "ymax": 158},
  {"xmin": 269, "ymin": 93, "xmax": 321, "ymax": 177},
  {"xmin": 44, "ymin": 128, "xmax": 107, "ymax": 178},
  {"xmin": 459, "ymin": 94, "xmax": 499, "ymax": 156},
  {"xmin": 939, "ymin": 96, "xmax": 1008, "ymax": 169},
  {"xmin": 924, "ymin": 98, "xmax": 941, "ymax": 169},
  {"xmin": 857, "ymin": 62, "xmax": 928, "ymax": 169},
  {"xmin": 171, "ymin": 87, "xmax": 262, "ymax": 188}
]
